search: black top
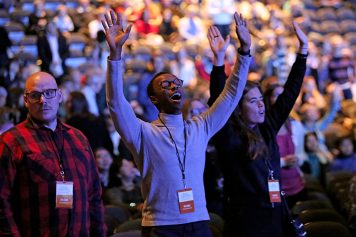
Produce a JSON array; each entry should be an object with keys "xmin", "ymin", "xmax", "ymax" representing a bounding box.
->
[{"xmin": 208, "ymin": 55, "xmax": 307, "ymax": 209}]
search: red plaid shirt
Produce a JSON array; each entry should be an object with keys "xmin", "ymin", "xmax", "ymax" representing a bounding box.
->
[{"xmin": 0, "ymin": 117, "xmax": 106, "ymax": 237}]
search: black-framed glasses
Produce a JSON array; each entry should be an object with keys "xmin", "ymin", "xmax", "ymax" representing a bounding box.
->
[
  {"xmin": 160, "ymin": 78, "xmax": 184, "ymax": 89},
  {"xmin": 25, "ymin": 89, "xmax": 58, "ymax": 103}
]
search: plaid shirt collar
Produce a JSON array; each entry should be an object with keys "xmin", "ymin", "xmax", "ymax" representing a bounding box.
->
[{"xmin": 25, "ymin": 115, "xmax": 71, "ymax": 132}]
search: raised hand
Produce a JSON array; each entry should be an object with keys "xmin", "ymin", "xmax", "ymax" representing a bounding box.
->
[
  {"xmin": 101, "ymin": 10, "xmax": 132, "ymax": 60},
  {"xmin": 292, "ymin": 21, "xmax": 308, "ymax": 54},
  {"xmin": 207, "ymin": 26, "xmax": 230, "ymax": 66},
  {"xmin": 234, "ymin": 12, "xmax": 251, "ymax": 52}
]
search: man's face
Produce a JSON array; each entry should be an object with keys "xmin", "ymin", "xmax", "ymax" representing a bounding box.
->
[
  {"xmin": 151, "ymin": 73, "xmax": 184, "ymax": 114},
  {"xmin": 24, "ymin": 72, "xmax": 62, "ymax": 127}
]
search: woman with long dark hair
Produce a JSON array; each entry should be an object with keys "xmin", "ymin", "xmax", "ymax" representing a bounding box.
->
[{"xmin": 208, "ymin": 20, "xmax": 308, "ymax": 237}]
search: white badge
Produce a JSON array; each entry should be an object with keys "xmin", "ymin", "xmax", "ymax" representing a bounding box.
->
[
  {"xmin": 56, "ymin": 181, "xmax": 73, "ymax": 209},
  {"xmin": 177, "ymin": 188, "xmax": 195, "ymax": 214}
]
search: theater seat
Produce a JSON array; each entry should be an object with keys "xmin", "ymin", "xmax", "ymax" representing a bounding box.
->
[
  {"xmin": 304, "ymin": 221, "xmax": 352, "ymax": 237},
  {"xmin": 113, "ymin": 218, "xmax": 141, "ymax": 234},
  {"xmin": 299, "ymin": 209, "xmax": 347, "ymax": 226},
  {"xmin": 104, "ymin": 205, "xmax": 130, "ymax": 236},
  {"xmin": 110, "ymin": 230, "xmax": 140, "ymax": 237},
  {"xmin": 292, "ymin": 200, "xmax": 333, "ymax": 215}
]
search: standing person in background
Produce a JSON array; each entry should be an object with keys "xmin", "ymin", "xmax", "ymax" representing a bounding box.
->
[
  {"xmin": 208, "ymin": 20, "xmax": 308, "ymax": 237},
  {"xmin": 0, "ymin": 72, "xmax": 106, "ymax": 236},
  {"xmin": 102, "ymin": 10, "xmax": 251, "ymax": 237},
  {"xmin": 37, "ymin": 21, "xmax": 69, "ymax": 79},
  {"xmin": 65, "ymin": 91, "xmax": 113, "ymax": 153}
]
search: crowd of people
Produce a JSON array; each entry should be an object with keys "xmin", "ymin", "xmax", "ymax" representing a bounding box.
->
[{"xmin": 0, "ymin": 0, "xmax": 356, "ymax": 236}]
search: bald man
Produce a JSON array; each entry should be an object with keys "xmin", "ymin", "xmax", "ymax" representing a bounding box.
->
[{"xmin": 0, "ymin": 72, "xmax": 106, "ymax": 236}]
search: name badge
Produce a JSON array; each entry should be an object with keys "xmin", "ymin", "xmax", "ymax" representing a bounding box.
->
[
  {"xmin": 268, "ymin": 180, "xmax": 281, "ymax": 203},
  {"xmin": 177, "ymin": 188, "xmax": 195, "ymax": 214},
  {"xmin": 56, "ymin": 181, "xmax": 73, "ymax": 209}
]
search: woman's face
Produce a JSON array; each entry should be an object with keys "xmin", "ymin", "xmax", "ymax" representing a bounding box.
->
[
  {"xmin": 95, "ymin": 148, "xmax": 113, "ymax": 172},
  {"xmin": 305, "ymin": 134, "xmax": 318, "ymax": 152},
  {"xmin": 119, "ymin": 159, "xmax": 137, "ymax": 180},
  {"xmin": 240, "ymin": 87, "xmax": 265, "ymax": 127},
  {"xmin": 339, "ymin": 138, "xmax": 354, "ymax": 156}
]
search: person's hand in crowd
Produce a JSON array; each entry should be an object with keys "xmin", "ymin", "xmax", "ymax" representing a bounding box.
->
[
  {"xmin": 207, "ymin": 26, "xmax": 230, "ymax": 66},
  {"xmin": 234, "ymin": 12, "xmax": 251, "ymax": 53},
  {"xmin": 292, "ymin": 21, "xmax": 308, "ymax": 54},
  {"xmin": 282, "ymin": 154, "xmax": 298, "ymax": 167},
  {"xmin": 101, "ymin": 10, "xmax": 132, "ymax": 60}
]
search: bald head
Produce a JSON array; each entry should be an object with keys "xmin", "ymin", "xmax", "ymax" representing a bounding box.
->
[
  {"xmin": 25, "ymin": 72, "xmax": 57, "ymax": 93},
  {"xmin": 24, "ymin": 71, "xmax": 62, "ymax": 131}
]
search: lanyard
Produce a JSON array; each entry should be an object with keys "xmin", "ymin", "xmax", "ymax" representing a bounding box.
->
[
  {"xmin": 50, "ymin": 128, "xmax": 65, "ymax": 181},
  {"xmin": 264, "ymin": 156, "xmax": 275, "ymax": 180},
  {"xmin": 159, "ymin": 117, "xmax": 187, "ymax": 188}
]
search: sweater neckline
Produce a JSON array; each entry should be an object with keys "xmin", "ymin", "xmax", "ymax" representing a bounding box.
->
[{"xmin": 158, "ymin": 113, "xmax": 184, "ymax": 127}]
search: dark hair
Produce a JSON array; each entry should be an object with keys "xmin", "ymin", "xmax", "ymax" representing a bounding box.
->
[
  {"xmin": 146, "ymin": 71, "xmax": 171, "ymax": 97},
  {"xmin": 232, "ymin": 81, "xmax": 267, "ymax": 160},
  {"xmin": 304, "ymin": 131, "xmax": 318, "ymax": 153},
  {"xmin": 335, "ymin": 135, "xmax": 353, "ymax": 148},
  {"xmin": 263, "ymin": 83, "xmax": 283, "ymax": 111},
  {"xmin": 67, "ymin": 91, "xmax": 89, "ymax": 116}
]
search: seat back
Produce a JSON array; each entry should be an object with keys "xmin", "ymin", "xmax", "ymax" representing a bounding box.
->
[{"xmin": 304, "ymin": 221, "xmax": 353, "ymax": 237}]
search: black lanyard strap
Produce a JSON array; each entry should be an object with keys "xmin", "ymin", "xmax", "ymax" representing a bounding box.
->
[
  {"xmin": 159, "ymin": 117, "xmax": 187, "ymax": 188},
  {"xmin": 50, "ymin": 128, "xmax": 65, "ymax": 181}
]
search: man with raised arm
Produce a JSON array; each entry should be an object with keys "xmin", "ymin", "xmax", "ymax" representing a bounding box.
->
[{"xmin": 103, "ymin": 11, "xmax": 251, "ymax": 236}]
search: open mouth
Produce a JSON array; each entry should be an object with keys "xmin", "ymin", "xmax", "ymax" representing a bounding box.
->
[{"xmin": 170, "ymin": 92, "xmax": 182, "ymax": 102}]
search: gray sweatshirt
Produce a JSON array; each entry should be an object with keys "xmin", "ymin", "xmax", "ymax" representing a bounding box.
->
[{"xmin": 106, "ymin": 54, "xmax": 251, "ymax": 226}]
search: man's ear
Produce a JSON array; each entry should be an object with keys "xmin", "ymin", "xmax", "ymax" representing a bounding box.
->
[
  {"xmin": 23, "ymin": 95, "xmax": 29, "ymax": 109},
  {"xmin": 150, "ymin": 95, "xmax": 158, "ymax": 105}
]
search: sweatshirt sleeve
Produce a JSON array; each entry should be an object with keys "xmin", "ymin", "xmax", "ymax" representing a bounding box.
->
[
  {"xmin": 106, "ymin": 59, "xmax": 142, "ymax": 158},
  {"xmin": 268, "ymin": 54, "xmax": 307, "ymax": 134},
  {"xmin": 207, "ymin": 65, "xmax": 227, "ymax": 107},
  {"xmin": 203, "ymin": 54, "xmax": 251, "ymax": 138}
]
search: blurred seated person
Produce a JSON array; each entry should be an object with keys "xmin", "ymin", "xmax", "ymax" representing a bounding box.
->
[
  {"xmin": 103, "ymin": 158, "xmax": 143, "ymax": 217},
  {"xmin": 53, "ymin": 4, "xmax": 74, "ymax": 36},
  {"xmin": 69, "ymin": 0, "xmax": 95, "ymax": 31},
  {"xmin": 94, "ymin": 147, "xmax": 114, "ymax": 189},
  {"xmin": 178, "ymin": 4, "xmax": 206, "ymax": 44},
  {"xmin": 135, "ymin": 0, "xmax": 162, "ymax": 37},
  {"xmin": 330, "ymin": 135, "xmax": 356, "ymax": 173},
  {"xmin": 89, "ymin": 7, "xmax": 106, "ymax": 39},
  {"xmin": 159, "ymin": 7, "xmax": 179, "ymax": 42},
  {"xmin": 81, "ymin": 68, "xmax": 105, "ymax": 116},
  {"xmin": 27, "ymin": 0, "xmax": 53, "ymax": 34},
  {"xmin": 301, "ymin": 132, "xmax": 332, "ymax": 184},
  {"xmin": 0, "ymin": 27, "xmax": 11, "ymax": 86},
  {"xmin": 65, "ymin": 91, "xmax": 113, "ymax": 152},
  {"xmin": 300, "ymin": 76, "xmax": 327, "ymax": 110},
  {"xmin": 37, "ymin": 21, "xmax": 69, "ymax": 78},
  {"xmin": 299, "ymin": 93, "xmax": 340, "ymax": 154},
  {"xmin": 182, "ymin": 98, "xmax": 224, "ymax": 216},
  {"xmin": 328, "ymin": 35, "xmax": 355, "ymax": 100},
  {"xmin": 0, "ymin": 107, "xmax": 15, "ymax": 135}
]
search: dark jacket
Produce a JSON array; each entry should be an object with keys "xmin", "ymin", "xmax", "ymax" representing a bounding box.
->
[
  {"xmin": 37, "ymin": 31, "xmax": 69, "ymax": 73},
  {"xmin": 208, "ymin": 54, "xmax": 307, "ymax": 237}
]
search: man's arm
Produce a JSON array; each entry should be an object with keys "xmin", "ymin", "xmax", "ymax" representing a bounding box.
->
[
  {"xmin": 0, "ymin": 140, "xmax": 21, "ymax": 236},
  {"xmin": 102, "ymin": 11, "xmax": 142, "ymax": 156},
  {"xmin": 203, "ymin": 13, "xmax": 251, "ymax": 137}
]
